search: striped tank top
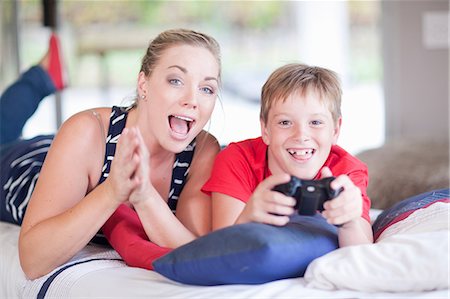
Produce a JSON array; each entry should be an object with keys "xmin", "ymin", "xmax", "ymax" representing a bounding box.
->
[
  {"xmin": 0, "ymin": 106, "xmax": 195, "ymax": 225},
  {"xmin": 98, "ymin": 106, "xmax": 196, "ymax": 211}
]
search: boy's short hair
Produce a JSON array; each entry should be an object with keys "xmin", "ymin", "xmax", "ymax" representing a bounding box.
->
[{"xmin": 260, "ymin": 63, "xmax": 342, "ymax": 124}]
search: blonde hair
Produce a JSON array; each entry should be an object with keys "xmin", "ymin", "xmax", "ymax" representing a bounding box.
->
[
  {"xmin": 260, "ymin": 63, "xmax": 342, "ymax": 124},
  {"xmin": 129, "ymin": 28, "xmax": 221, "ymax": 108},
  {"xmin": 140, "ymin": 28, "xmax": 221, "ymax": 81}
]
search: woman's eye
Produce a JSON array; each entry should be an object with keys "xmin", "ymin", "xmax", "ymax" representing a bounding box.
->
[
  {"xmin": 169, "ymin": 78, "xmax": 182, "ymax": 86},
  {"xmin": 200, "ymin": 86, "xmax": 215, "ymax": 95}
]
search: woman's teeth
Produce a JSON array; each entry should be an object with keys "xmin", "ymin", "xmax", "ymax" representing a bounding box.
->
[
  {"xmin": 174, "ymin": 115, "xmax": 193, "ymax": 122},
  {"xmin": 169, "ymin": 115, "xmax": 194, "ymax": 134}
]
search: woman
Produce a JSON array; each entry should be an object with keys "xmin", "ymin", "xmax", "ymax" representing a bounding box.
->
[{"xmin": 1, "ymin": 28, "xmax": 222, "ymax": 279}]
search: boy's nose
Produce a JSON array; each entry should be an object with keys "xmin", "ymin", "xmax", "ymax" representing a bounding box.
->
[{"xmin": 293, "ymin": 124, "xmax": 310, "ymax": 142}]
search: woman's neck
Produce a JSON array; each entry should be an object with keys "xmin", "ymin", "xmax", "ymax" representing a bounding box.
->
[{"xmin": 126, "ymin": 106, "xmax": 174, "ymax": 164}]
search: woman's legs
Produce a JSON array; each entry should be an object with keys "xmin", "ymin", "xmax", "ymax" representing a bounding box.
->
[
  {"xmin": 0, "ymin": 66, "xmax": 56, "ymax": 145},
  {"xmin": 0, "ymin": 33, "xmax": 64, "ymax": 224},
  {"xmin": 0, "ymin": 32, "xmax": 64, "ymax": 145},
  {"xmin": 1, "ymin": 135, "xmax": 53, "ymax": 225}
]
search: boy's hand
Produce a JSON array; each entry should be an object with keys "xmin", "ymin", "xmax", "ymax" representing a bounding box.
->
[
  {"xmin": 320, "ymin": 167, "xmax": 363, "ymax": 226},
  {"xmin": 237, "ymin": 173, "xmax": 296, "ymax": 226}
]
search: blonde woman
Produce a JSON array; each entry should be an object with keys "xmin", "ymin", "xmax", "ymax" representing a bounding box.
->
[{"xmin": 1, "ymin": 29, "xmax": 222, "ymax": 279}]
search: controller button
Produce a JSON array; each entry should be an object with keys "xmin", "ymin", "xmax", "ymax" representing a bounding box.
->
[{"xmin": 306, "ymin": 186, "xmax": 316, "ymax": 192}]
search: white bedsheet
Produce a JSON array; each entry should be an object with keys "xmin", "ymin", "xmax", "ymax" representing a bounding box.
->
[
  {"xmin": 305, "ymin": 202, "xmax": 450, "ymax": 292},
  {"xmin": 1, "ymin": 221, "xmax": 448, "ymax": 299}
]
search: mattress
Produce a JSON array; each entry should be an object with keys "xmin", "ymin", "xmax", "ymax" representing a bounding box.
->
[{"xmin": 1, "ymin": 220, "xmax": 448, "ymax": 299}]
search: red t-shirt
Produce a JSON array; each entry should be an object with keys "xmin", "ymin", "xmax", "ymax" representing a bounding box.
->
[{"xmin": 202, "ymin": 137, "xmax": 371, "ymax": 222}]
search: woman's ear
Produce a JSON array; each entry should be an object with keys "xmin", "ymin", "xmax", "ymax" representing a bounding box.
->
[
  {"xmin": 332, "ymin": 117, "xmax": 342, "ymax": 145},
  {"xmin": 137, "ymin": 71, "xmax": 148, "ymax": 96}
]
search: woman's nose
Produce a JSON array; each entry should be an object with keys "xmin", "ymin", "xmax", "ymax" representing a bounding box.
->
[{"xmin": 180, "ymin": 88, "xmax": 198, "ymax": 109}]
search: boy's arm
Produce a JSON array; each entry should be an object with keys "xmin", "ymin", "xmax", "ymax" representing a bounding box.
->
[
  {"xmin": 337, "ymin": 217, "xmax": 373, "ymax": 247},
  {"xmin": 211, "ymin": 174, "xmax": 295, "ymax": 231},
  {"xmin": 321, "ymin": 167, "xmax": 374, "ymax": 246},
  {"xmin": 211, "ymin": 192, "xmax": 246, "ymax": 230}
]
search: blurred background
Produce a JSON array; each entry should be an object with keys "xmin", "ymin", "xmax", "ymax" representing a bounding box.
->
[{"xmin": 1, "ymin": 0, "xmax": 448, "ymax": 155}]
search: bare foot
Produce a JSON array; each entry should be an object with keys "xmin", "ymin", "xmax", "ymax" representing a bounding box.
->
[{"xmin": 39, "ymin": 50, "xmax": 50, "ymax": 71}]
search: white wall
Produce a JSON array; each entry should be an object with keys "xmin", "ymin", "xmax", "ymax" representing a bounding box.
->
[{"xmin": 382, "ymin": 0, "xmax": 449, "ymax": 142}]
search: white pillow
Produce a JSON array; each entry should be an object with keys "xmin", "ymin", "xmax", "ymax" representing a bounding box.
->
[{"xmin": 304, "ymin": 202, "xmax": 449, "ymax": 292}]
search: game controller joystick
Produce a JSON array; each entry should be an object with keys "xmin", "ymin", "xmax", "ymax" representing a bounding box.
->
[{"xmin": 272, "ymin": 176, "xmax": 342, "ymax": 215}]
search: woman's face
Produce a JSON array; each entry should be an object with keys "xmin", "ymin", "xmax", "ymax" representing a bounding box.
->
[{"xmin": 138, "ymin": 44, "xmax": 220, "ymax": 153}]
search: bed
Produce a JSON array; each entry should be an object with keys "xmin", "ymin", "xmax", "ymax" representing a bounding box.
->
[
  {"xmin": 1, "ymin": 191, "xmax": 449, "ymax": 298},
  {"xmin": 1, "ymin": 140, "xmax": 449, "ymax": 298}
]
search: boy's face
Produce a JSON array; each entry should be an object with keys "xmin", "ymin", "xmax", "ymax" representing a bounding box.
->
[{"xmin": 261, "ymin": 90, "xmax": 341, "ymax": 180}]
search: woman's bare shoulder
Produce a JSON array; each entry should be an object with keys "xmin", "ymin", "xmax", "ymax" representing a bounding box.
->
[
  {"xmin": 50, "ymin": 107, "xmax": 112, "ymax": 186},
  {"xmin": 194, "ymin": 130, "xmax": 220, "ymax": 155},
  {"xmin": 189, "ymin": 130, "xmax": 220, "ymax": 171},
  {"xmin": 56, "ymin": 107, "xmax": 110, "ymax": 139}
]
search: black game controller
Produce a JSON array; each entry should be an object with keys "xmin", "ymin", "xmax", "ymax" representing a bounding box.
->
[{"xmin": 272, "ymin": 176, "xmax": 342, "ymax": 215}]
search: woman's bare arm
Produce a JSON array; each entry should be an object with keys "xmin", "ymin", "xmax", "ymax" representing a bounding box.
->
[
  {"xmin": 132, "ymin": 130, "xmax": 220, "ymax": 247},
  {"xmin": 18, "ymin": 110, "xmax": 138, "ymax": 279}
]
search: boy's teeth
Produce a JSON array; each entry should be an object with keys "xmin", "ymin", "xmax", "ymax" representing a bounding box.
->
[{"xmin": 288, "ymin": 149, "xmax": 313, "ymax": 156}]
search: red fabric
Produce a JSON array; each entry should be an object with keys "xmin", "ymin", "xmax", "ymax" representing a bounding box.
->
[
  {"xmin": 202, "ymin": 137, "xmax": 371, "ymax": 222},
  {"xmin": 102, "ymin": 204, "xmax": 172, "ymax": 270},
  {"xmin": 48, "ymin": 33, "xmax": 65, "ymax": 90}
]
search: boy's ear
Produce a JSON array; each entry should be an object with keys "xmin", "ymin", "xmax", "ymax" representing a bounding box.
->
[
  {"xmin": 260, "ymin": 118, "xmax": 270, "ymax": 145},
  {"xmin": 332, "ymin": 117, "xmax": 342, "ymax": 144}
]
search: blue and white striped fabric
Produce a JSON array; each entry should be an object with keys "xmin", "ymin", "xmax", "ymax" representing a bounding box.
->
[
  {"xmin": 0, "ymin": 106, "xmax": 196, "ymax": 227},
  {"xmin": 1, "ymin": 135, "xmax": 53, "ymax": 225},
  {"xmin": 168, "ymin": 142, "xmax": 196, "ymax": 212},
  {"xmin": 97, "ymin": 106, "xmax": 128, "ymax": 185},
  {"xmin": 92, "ymin": 106, "xmax": 196, "ymax": 244},
  {"xmin": 97, "ymin": 106, "xmax": 196, "ymax": 212}
]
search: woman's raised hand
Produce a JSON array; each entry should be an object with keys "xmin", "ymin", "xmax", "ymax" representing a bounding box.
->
[
  {"xmin": 128, "ymin": 127, "xmax": 158, "ymax": 206},
  {"xmin": 106, "ymin": 128, "xmax": 142, "ymax": 203}
]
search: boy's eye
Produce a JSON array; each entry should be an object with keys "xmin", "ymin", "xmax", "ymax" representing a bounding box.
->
[
  {"xmin": 310, "ymin": 120, "xmax": 324, "ymax": 126},
  {"xmin": 278, "ymin": 120, "xmax": 291, "ymax": 126}
]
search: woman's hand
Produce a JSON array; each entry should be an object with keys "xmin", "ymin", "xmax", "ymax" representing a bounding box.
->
[
  {"xmin": 128, "ymin": 127, "xmax": 158, "ymax": 206},
  {"xmin": 106, "ymin": 128, "xmax": 142, "ymax": 204},
  {"xmin": 236, "ymin": 173, "xmax": 296, "ymax": 226},
  {"xmin": 320, "ymin": 167, "xmax": 363, "ymax": 226}
]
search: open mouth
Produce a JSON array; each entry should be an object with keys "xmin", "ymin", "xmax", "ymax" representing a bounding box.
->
[
  {"xmin": 287, "ymin": 148, "xmax": 315, "ymax": 160},
  {"xmin": 169, "ymin": 115, "xmax": 194, "ymax": 135}
]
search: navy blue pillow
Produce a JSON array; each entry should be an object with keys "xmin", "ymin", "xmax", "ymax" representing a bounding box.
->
[{"xmin": 153, "ymin": 214, "xmax": 338, "ymax": 285}]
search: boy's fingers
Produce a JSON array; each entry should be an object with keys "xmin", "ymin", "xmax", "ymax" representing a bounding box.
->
[
  {"xmin": 320, "ymin": 166, "xmax": 333, "ymax": 178},
  {"xmin": 263, "ymin": 214, "xmax": 290, "ymax": 226},
  {"xmin": 265, "ymin": 173, "xmax": 292, "ymax": 190},
  {"xmin": 269, "ymin": 203, "xmax": 295, "ymax": 216},
  {"xmin": 272, "ymin": 191, "xmax": 296, "ymax": 207}
]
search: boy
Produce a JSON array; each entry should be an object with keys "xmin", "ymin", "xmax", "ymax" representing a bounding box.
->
[{"xmin": 202, "ymin": 63, "xmax": 373, "ymax": 246}]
